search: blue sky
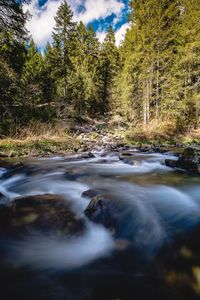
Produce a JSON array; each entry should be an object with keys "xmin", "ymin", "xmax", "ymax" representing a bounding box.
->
[{"xmin": 23, "ymin": 0, "xmax": 130, "ymax": 47}]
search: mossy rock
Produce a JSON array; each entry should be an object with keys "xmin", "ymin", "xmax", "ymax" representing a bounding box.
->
[
  {"xmin": 0, "ymin": 194, "xmax": 85, "ymax": 238},
  {"xmin": 181, "ymin": 146, "xmax": 200, "ymax": 163},
  {"xmin": 165, "ymin": 146, "xmax": 200, "ymax": 174}
]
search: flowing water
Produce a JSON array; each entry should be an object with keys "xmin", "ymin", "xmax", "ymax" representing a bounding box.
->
[{"xmin": 0, "ymin": 150, "xmax": 200, "ymax": 300}]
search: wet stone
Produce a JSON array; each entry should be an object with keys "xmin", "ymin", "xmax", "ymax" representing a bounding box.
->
[
  {"xmin": 84, "ymin": 195, "xmax": 124, "ymax": 238},
  {"xmin": 79, "ymin": 152, "xmax": 95, "ymax": 159},
  {"xmin": 165, "ymin": 146, "xmax": 200, "ymax": 174},
  {"xmin": 82, "ymin": 189, "xmax": 100, "ymax": 199},
  {"xmin": 119, "ymin": 152, "xmax": 135, "ymax": 160},
  {"xmin": 119, "ymin": 152, "xmax": 139, "ymax": 165},
  {"xmin": 0, "ymin": 194, "xmax": 85, "ymax": 238}
]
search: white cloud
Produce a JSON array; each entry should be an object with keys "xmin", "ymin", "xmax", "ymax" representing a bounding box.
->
[
  {"xmin": 115, "ymin": 22, "xmax": 130, "ymax": 46},
  {"xmin": 96, "ymin": 22, "xmax": 130, "ymax": 46},
  {"xmin": 24, "ymin": 0, "xmax": 126, "ymax": 48},
  {"xmin": 96, "ymin": 30, "xmax": 107, "ymax": 43},
  {"xmin": 23, "ymin": 0, "xmax": 60, "ymax": 47},
  {"xmin": 77, "ymin": 0, "xmax": 124, "ymax": 23}
]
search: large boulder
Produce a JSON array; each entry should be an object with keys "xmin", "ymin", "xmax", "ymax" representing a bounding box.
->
[
  {"xmin": 0, "ymin": 194, "xmax": 85, "ymax": 238},
  {"xmin": 83, "ymin": 193, "xmax": 165, "ymax": 264},
  {"xmin": 84, "ymin": 194, "xmax": 152, "ymax": 243},
  {"xmin": 84, "ymin": 195, "xmax": 117, "ymax": 233},
  {"xmin": 165, "ymin": 146, "xmax": 200, "ymax": 174}
]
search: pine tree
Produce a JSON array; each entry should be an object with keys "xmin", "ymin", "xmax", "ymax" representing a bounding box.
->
[
  {"xmin": 69, "ymin": 22, "xmax": 100, "ymax": 116},
  {"xmin": 0, "ymin": 0, "xmax": 28, "ymax": 127},
  {"xmin": 42, "ymin": 42, "xmax": 57, "ymax": 104},
  {"xmin": 176, "ymin": 0, "xmax": 200, "ymax": 128},
  {"xmin": 52, "ymin": 0, "xmax": 76, "ymax": 103},
  {"xmin": 118, "ymin": 0, "xmax": 182, "ymax": 126},
  {"xmin": 21, "ymin": 39, "xmax": 44, "ymax": 105},
  {"xmin": 97, "ymin": 27, "xmax": 121, "ymax": 114},
  {"xmin": 0, "ymin": 0, "xmax": 29, "ymax": 41},
  {"xmin": 116, "ymin": 25, "xmax": 143, "ymax": 122},
  {"xmin": 87, "ymin": 25, "xmax": 100, "ymax": 71}
]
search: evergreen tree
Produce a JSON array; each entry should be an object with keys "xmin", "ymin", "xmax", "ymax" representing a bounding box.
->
[
  {"xmin": 118, "ymin": 0, "xmax": 182, "ymax": 125},
  {"xmin": 0, "ymin": 0, "xmax": 28, "ymax": 127},
  {"xmin": 0, "ymin": 0, "xmax": 199, "ymax": 136},
  {"xmin": 97, "ymin": 27, "xmax": 121, "ymax": 114},
  {"xmin": 0, "ymin": 31, "xmax": 25, "ymax": 112},
  {"xmin": 115, "ymin": 26, "xmax": 142, "ymax": 121},
  {"xmin": 176, "ymin": 0, "xmax": 200, "ymax": 128},
  {"xmin": 69, "ymin": 22, "xmax": 100, "ymax": 116},
  {"xmin": 21, "ymin": 39, "xmax": 44, "ymax": 105},
  {"xmin": 0, "ymin": 0, "xmax": 29, "ymax": 41},
  {"xmin": 52, "ymin": 0, "xmax": 76, "ymax": 103},
  {"xmin": 42, "ymin": 42, "xmax": 57, "ymax": 104},
  {"xmin": 86, "ymin": 25, "xmax": 100, "ymax": 71}
]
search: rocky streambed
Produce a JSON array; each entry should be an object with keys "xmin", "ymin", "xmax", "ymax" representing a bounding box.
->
[{"xmin": 0, "ymin": 146, "xmax": 200, "ymax": 300}]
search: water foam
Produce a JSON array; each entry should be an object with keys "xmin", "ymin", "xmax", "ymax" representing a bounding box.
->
[{"xmin": 6, "ymin": 223, "xmax": 114, "ymax": 271}]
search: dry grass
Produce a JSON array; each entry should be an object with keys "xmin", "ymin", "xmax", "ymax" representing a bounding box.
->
[
  {"xmin": 0, "ymin": 122, "xmax": 80, "ymax": 157},
  {"xmin": 126, "ymin": 119, "xmax": 200, "ymax": 145},
  {"xmin": 2, "ymin": 121, "xmax": 71, "ymax": 139},
  {"xmin": 126, "ymin": 119, "xmax": 179, "ymax": 144}
]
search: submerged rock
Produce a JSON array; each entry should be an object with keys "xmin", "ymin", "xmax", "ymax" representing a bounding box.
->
[
  {"xmin": 0, "ymin": 194, "xmax": 85, "ymax": 237},
  {"xmin": 165, "ymin": 146, "xmax": 200, "ymax": 174},
  {"xmin": 82, "ymin": 189, "xmax": 100, "ymax": 199},
  {"xmin": 119, "ymin": 151, "xmax": 137, "ymax": 165},
  {"xmin": 79, "ymin": 152, "xmax": 95, "ymax": 159},
  {"xmin": 119, "ymin": 152, "xmax": 135, "ymax": 160}
]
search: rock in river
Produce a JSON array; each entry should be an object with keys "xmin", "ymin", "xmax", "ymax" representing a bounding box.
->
[
  {"xmin": 84, "ymin": 194, "xmax": 158, "ymax": 243},
  {"xmin": 0, "ymin": 194, "xmax": 85, "ymax": 238},
  {"xmin": 83, "ymin": 193, "xmax": 165, "ymax": 261},
  {"xmin": 82, "ymin": 189, "xmax": 100, "ymax": 199},
  {"xmin": 79, "ymin": 152, "xmax": 95, "ymax": 159},
  {"xmin": 165, "ymin": 146, "xmax": 200, "ymax": 174}
]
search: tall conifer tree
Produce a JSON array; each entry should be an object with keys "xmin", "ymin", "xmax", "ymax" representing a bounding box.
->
[
  {"xmin": 97, "ymin": 27, "xmax": 121, "ymax": 114},
  {"xmin": 52, "ymin": 0, "xmax": 76, "ymax": 102}
]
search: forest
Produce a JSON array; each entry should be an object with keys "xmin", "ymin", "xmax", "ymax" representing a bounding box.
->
[{"xmin": 0, "ymin": 0, "xmax": 199, "ymax": 146}]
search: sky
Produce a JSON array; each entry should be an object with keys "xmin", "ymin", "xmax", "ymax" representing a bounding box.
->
[{"xmin": 23, "ymin": 0, "xmax": 131, "ymax": 48}]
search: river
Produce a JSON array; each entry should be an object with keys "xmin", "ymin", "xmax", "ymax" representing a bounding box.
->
[{"xmin": 0, "ymin": 149, "xmax": 200, "ymax": 300}]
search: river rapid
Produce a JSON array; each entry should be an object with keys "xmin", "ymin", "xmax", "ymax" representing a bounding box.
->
[{"xmin": 0, "ymin": 149, "xmax": 200, "ymax": 300}]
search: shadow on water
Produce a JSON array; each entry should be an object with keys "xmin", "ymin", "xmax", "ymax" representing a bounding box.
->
[{"xmin": 0, "ymin": 151, "xmax": 200, "ymax": 299}]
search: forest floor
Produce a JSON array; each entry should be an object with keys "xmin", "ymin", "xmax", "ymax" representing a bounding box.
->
[{"xmin": 0, "ymin": 117, "xmax": 199, "ymax": 158}]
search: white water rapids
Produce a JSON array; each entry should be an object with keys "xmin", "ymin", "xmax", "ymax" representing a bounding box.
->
[{"xmin": 0, "ymin": 151, "xmax": 200, "ymax": 272}]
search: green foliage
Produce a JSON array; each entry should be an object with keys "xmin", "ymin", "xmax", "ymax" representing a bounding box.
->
[
  {"xmin": 0, "ymin": 0, "xmax": 199, "ymax": 139},
  {"xmin": 68, "ymin": 21, "xmax": 100, "ymax": 116},
  {"xmin": 97, "ymin": 27, "xmax": 121, "ymax": 114},
  {"xmin": 115, "ymin": 0, "xmax": 200, "ymax": 132},
  {"xmin": 52, "ymin": 0, "xmax": 76, "ymax": 103},
  {"xmin": 0, "ymin": 0, "xmax": 29, "ymax": 41},
  {"xmin": 21, "ymin": 39, "xmax": 45, "ymax": 104}
]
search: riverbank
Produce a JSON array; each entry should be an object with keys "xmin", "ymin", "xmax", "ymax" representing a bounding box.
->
[
  {"xmin": 0, "ymin": 119, "xmax": 199, "ymax": 158},
  {"xmin": 0, "ymin": 135, "xmax": 80, "ymax": 158}
]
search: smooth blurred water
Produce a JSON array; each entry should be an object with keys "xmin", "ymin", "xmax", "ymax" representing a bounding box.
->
[{"xmin": 0, "ymin": 151, "xmax": 200, "ymax": 300}]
